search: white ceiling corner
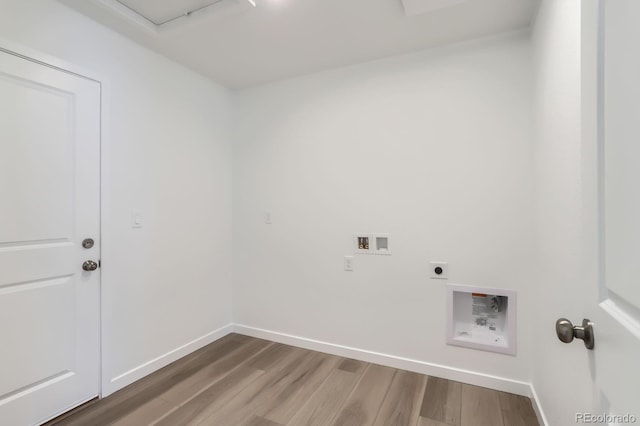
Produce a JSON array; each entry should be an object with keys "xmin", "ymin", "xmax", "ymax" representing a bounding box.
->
[{"xmin": 59, "ymin": 0, "xmax": 540, "ymax": 88}]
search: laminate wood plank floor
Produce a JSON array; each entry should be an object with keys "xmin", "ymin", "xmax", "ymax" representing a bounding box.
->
[{"xmin": 46, "ymin": 334, "xmax": 539, "ymax": 426}]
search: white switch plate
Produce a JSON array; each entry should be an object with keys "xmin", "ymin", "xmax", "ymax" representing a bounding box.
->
[
  {"xmin": 344, "ymin": 256, "xmax": 354, "ymax": 271},
  {"xmin": 265, "ymin": 210, "xmax": 272, "ymax": 224},
  {"xmin": 430, "ymin": 261, "xmax": 448, "ymax": 279},
  {"xmin": 132, "ymin": 210, "xmax": 143, "ymax": 228}
]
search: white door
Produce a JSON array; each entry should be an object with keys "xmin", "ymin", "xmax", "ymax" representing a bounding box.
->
[
  {"xmin": 578, "ymin": 0, "xmax": 640, "ymax": 422},
  {"xmin": 0, "ymin": 49, "xmax": 100, "ymax": 425}
]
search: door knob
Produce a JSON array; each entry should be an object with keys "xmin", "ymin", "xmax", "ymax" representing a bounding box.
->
[
  {"xmin": 556, "ymin": 318, "xmax": 594, "ymax": 350},
  {"xmin": 82, "ymin": 260, "xmax": 98, "ymax": 271}
]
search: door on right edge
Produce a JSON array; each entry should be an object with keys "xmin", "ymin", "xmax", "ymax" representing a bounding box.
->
[{"xmin": 587, "ymin": 0, "xmax": 640, "ymax": 421}]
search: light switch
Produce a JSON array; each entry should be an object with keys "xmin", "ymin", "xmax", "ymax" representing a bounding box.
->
[
  {"xmin": 265, "ymin": 210, "xmax": 272, "ymax": 224},
  {"xmin": 344, "ymin": 256, "xmax": 354, "ymax": 271},
  {"xmin": 132, "ymin": 210, "xmax": 143, "ymax": 228}
]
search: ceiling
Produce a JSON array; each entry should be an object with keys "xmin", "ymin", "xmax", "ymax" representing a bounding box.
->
[{"xmin": 60, "ymin": 0, "xmax": 539, "ymax": 89}]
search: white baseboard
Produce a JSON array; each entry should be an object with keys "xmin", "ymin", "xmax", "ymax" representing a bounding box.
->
[
  {"xmin": 232, "ymin": 324, "xmax": 532, "ymax": 397},
  {"xmin": 103, "ymin": 323, "xmax": 234, "ymax": 396},
  {"xmin": 102, "ymin": 322, "xmax": 547, "ymax": 424},
  {"xmin": 530, "ymin": 384, "xmax": 550, "ymax": 426}
]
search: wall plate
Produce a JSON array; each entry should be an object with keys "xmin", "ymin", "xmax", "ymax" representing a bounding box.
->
[
  {"xmin": 354, "ymin": 234, "xmax": 373, "ymax": 254},
  {"xmin": 373, "ymin": 234, "xmax": 391, "ymax": 255},
  {"xmin": 344, "ymin": 255, "xmax": 354, "ymax": 271},
  {"xmin": 132, "ymin": 209, "xmax": 143, "ymax": 228},
  {"xmin": 430, "ymin": 261, "xmax": 448, "ymax": 279}
]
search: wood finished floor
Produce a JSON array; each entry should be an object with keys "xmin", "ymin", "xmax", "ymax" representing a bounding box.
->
[{"xmin": 46, "ymin": 334, "xmax": 539, "ymax": 426}]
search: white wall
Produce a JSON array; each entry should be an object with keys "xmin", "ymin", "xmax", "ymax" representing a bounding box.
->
[
  {"xmin": 233, "ymin": 33, "xmax": 535, "ymax": 385},
  {"xmin": 4, "ymin": 1, "xmax": 597, "ymax": 413},
  {"xmin": 531, "ymin": 1, "xmax": 597, "ymax": 424},
  {"xmin": 0, "ymin": 0, "xmax": 233, "ymax": 395}
]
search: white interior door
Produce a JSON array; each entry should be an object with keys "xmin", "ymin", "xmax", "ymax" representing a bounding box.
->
[
  {"xmin": 584, "ymin": 0, "xmax": 640, "ymax": 422},
  {"xmin": 0, "ymin": 49, "xmax": 101, "ymax": 425}
]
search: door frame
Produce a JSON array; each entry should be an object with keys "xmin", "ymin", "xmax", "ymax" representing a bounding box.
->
[{"xmin": 0, "ymin": 36, "xmax": 110, "ymax": 406}]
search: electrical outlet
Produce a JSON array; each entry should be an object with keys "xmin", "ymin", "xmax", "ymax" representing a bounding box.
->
[
  {"xmin": 344, "ymin": 256, "xmax": 354, "ymax": 271},
  {"xmin": 430, "ymin": 261, "xmax": 448, "ymax": 279}
]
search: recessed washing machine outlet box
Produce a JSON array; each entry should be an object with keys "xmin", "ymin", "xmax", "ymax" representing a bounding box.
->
[
  {"xmin": 446, "ymin": 284, "xmax": 516, "ymax": 355},
  {"xmin": 430, "ymin": 261, "xmax": 448, "ymax": 279},
  {"xmin": 354, "ymin": 234, "xmax": 373, "ymax": 254}
]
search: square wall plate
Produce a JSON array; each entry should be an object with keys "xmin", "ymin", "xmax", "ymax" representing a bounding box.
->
[{"xmin": 354, "ymin": 234, "xmax": 373, "ymax": 254}]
